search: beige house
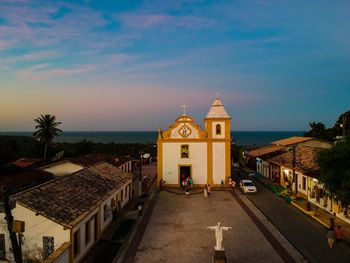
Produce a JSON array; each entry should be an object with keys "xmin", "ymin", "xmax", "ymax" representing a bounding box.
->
[
  {"xmin": 40, "ymin": 154, "xmax": 133, "ymax": 177},
  {"xmin": 157, "ymin": 97, "xmax": 231, "ymax": 187},
  {"xmin": 0, "ymin": 162, "xmax": 132, "ymax": 263}
]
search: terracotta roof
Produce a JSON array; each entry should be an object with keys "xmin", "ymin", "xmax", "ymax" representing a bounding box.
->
[
  {"xmin": 10, "ymin": 158, "xmax": 40, "ymax": 168},
  {"xmin": 13, "ymin": 162, "xmax": 133, "ymax": 227},
  {"xmin": 0, "ymin": 169, "xmax": 54, "ymax": 193},
  {"xmin": 267, "ymin": 146, "xmax": 321, "ymax": 176},
  {"xmin": 69, "ymin": 154, "xmax": 132, "ymax": 168},
  {"xmin": 271, "ymin": 136, "xmax": 313, "ymax": 146},
  {"xmin": 246, "ymin": 145, "xmax": 285, "ymax": 158}
]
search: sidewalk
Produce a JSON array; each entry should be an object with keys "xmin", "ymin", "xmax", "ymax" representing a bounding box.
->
[
  {"xmin": 291, "ymin": 198, "xmax": 350, "ymax": 245},
  {"xmin": 242, "ymin": 167, "xmax": 350, "ymax": 246}
]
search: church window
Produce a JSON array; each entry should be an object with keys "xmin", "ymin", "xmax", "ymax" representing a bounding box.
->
[
  {"xmin": 181, "ymin": 145, "xmax": 189, "ymax": 158},
  {"xmin": 216, "ymin": 124, "xmax": 221, "ymax": 135}
]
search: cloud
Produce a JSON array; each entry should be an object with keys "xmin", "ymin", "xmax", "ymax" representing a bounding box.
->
[
  {"xmin": 118, "ymin": 13, "xmax": 213, "ymax": 29},
  {"xmin": 17, "ymin": 63, "xmax": 94, "ymax": 80},
  {"xmin": 0, "ymin": 40, "xmax": 11, "ymax": 50}
]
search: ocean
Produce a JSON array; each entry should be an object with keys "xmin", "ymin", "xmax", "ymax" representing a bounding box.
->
[{"xmin": 1, "ymin": 131, "xmax": 304, "ymax": 146}]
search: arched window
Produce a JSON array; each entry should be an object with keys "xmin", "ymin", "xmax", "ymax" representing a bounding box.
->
[{"xmin": 216, "ymin": 124, "xmax": 221, "ymax": 135}]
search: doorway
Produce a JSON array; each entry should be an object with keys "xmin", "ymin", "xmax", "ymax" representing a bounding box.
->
[{"xmin": 179, "ymin": 165, "xmax": 191, "ymax": 186}]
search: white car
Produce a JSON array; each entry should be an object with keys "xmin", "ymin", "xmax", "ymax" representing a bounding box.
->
[{"xmin": 240, "ymin": 179, "xmax": 257, "ymax": 194}]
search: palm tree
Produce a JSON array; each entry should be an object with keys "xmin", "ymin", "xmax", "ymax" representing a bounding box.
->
[{"xmin": 33, "ymin": 114, "xmax": 62, "ymax": 159}]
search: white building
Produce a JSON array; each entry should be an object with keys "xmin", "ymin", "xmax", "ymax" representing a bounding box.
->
[
  {"xmin": 40, "ymin": 154, "xmax": 133, "ymax": 176},
  {"xmin": 0, "ymin": 162, "xmax": 132, "ymax": 263},
  {"xmin": 157, "ymin": 97, "xmax": 231, "ymax": 187}
]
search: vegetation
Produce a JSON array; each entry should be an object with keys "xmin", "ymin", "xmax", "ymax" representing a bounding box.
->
[
  {"xmin": 0, "ymin": 135, "xmax": 155, "ymax": 168},
  {"xmin": 317, "ymin": 140, "xmax": 350, "ymax": 213},
  {"xmin": 33, "ymin": 114, "xmax": 62, "ymax": 159},
  {"xmin": 304, "ymin": 110, "xmax": 350, "ymax": 142}
]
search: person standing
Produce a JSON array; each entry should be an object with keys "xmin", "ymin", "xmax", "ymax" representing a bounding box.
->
[
  {"xmin": 335, "ymin": 225, "xmax": 344, "ymax": 242},
  {"xmin": 204, "ymin": 184, "xmax": 208, "ymax": 197},
  {"xmin": 207, "ymin": 184, "xmax": 211, "ymax": 197},
  {"xmin": 185, "ymin": 181, "xmax": 191, "ymax": 198},
  {"xmin": 327, "ymin": 228, "xmax": 336, "ymax": 248}
]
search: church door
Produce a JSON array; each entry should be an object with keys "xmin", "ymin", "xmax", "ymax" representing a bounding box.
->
[{"xmin": 179, "ymin": 166, "xmax": 191, "ymax": 186}]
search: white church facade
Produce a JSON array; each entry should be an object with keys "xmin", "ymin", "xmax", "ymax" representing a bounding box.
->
[{"xmin": 157, "ymin": 97, "xmax": 231, "ymax": 187}]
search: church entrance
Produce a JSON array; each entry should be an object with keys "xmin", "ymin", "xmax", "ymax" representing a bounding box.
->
[{"xmin": 179, "ymin": 165, "xmax": 191, "ymax": 186}]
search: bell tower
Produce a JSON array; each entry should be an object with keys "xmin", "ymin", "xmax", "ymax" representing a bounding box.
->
[{"xmin": 204, "ymin": 97, "xmax": 231, "ymax": 185}]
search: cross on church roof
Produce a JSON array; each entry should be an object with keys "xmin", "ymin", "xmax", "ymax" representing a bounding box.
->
[
  {"xmin": 180, "ymin": 103, "xmax": 188, "ymax": 115},
  {"xmin": 216, "ymin": 91, "xmax": 220, "ymax": 98}
]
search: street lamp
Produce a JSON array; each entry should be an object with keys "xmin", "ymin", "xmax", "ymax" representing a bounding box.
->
[{"xmin": 139, "ymin": 144, "xmax": 156, "ymax": 196}]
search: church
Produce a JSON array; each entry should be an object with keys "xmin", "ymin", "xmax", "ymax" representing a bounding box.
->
[{"xmin": 157, "ymin": 97, "xmax": 231, "ymax": 187}]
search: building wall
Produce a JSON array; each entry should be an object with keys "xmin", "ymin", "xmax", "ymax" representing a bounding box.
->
[
  {"xmin": 170, "ymin": 123, "xmax": 199, "ymax": 139},
  {"xmin": 256, "ymin": 159, "xmax": 270, "ymax": 178},
  {"xmin": 119, "ymin": 161, "xmax": 132, "ymax": 173},
  {"xmin": 72, "ymin": 179, "xmax": 132, "ymax": 263},
  {"xmin": 43, "ymin": 162, "xmax": 83, "ymax": 176},
  {"xmin": 72, "ymin": 207, "xmax": 98, "ymax": 263},
  {"xmin": 52, "ymin": 248, "xmax": 69, "ymax": 263},
  {"xmin": 296, "ymin": 173, "xmax": 308, "ymax": 196},
  {"xmin": 212, "ymin": 142, "xmax": 225, "ymax": 184},
  {"xmin": 211, "ymin": 121, "xmax": 225, "ymax": 139},
  {"xmin": 0, "ymin": 204, "xmax": 70, "ymax": 263},
  {"xmin": 162, "ymin": 142, "xmax": 207, "ymax": 185}
]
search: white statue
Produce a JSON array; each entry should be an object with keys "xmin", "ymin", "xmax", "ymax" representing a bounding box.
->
[{"xmin": 207, "ymin": 222, "xmax": 232, "ymax": 251}]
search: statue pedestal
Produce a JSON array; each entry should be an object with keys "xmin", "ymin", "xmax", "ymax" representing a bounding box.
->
[{"xmin": 212, "ymin": 249, "xmax": 226, "ymax": 263}]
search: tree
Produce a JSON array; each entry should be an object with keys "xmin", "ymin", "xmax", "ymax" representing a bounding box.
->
[
  {"xmin": 332, "ymin": 110, "xmax": 350, "ymax": 140},
  {"xmin": 317, "ymin": 141, "xmax": 350, "ymax": 215},
  {"xmin": 304, "ymin": 121, "xmax": 333, "ymax": 142},
  {"xmin": 33, "ymin": 114, "xmax": 62, "ymax": 159}
]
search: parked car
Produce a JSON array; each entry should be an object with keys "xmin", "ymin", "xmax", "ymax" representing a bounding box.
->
[{"xmin": 239, "ymin": 179, "xmax": 257, "ymax": 194}]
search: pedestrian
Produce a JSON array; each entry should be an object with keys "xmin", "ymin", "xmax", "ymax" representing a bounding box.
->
[
  {"xmin": 182, "ymin": 179, "xmax": 187, "ymax": 191},
  {"xmin": 232, "ymin": 180, "xmax": 236, "ymax": 190},
  {"xmin": 204, "ymin": 184, "xmax": 208, "ymax": 197},
  {"xmin": 186, "ymin": 181, "xmax": 191, "ymax": 198},
  {"xmin": 207, "ymin": 184, "xmax": 211, "ymax": 197},
  {"xmin": 188, "ymin": 177, "xmax": 193, "ymax": 190},
  {"xmin": 335, "ymin": 225, "xmax": 344, "ymax": 242},
  {"xmin": 327, "ymin": 228, "xmax": 336, "ymax": 248}
]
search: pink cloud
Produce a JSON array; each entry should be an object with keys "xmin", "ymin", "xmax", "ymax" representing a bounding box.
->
[
  {"xmin": 0, "ymin": 40, "xmax": 11, "ymax": 50},
  {"xmin": 118, "ymin": 13, "xmax": 214, "ymax": 29},
  {"xmin": 17, "ymin": 63, "xmax": 94, "ymax": 80}
]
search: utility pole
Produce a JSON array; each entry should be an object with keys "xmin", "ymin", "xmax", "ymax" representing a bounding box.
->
[
  {"xmin": 1, "ymin": 190, "xmax": 23, "ymax": 263},
  {"xmin": 292, "ymin": 144, "xmax": 297, "ymax": 196}
]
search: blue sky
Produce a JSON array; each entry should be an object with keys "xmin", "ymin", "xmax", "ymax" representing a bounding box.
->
[{"xmin": 0, "ymin": 0, "xmax": 349, "ymax": 131}]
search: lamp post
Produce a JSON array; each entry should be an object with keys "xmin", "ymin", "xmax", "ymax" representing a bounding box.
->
[{"xmin": 138, "ymin": 144, "xmax": 156, "ymax": 196}]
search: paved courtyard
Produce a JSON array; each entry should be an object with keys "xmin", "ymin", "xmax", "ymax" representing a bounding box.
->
[{"xmin": 134, "ymin": 191, "xmax": 290, "ymax": 263}]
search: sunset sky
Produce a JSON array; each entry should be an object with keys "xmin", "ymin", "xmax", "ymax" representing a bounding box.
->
[{"xmin": 0, "ymin": 0, "xmax": 349, "ymax": 131}]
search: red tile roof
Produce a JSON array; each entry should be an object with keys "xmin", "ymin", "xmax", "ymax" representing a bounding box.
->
[
  {"xmin": 0, "ymin": 169, "xmax": 54, "ymax": 193},
  {"xmin": 69, "ymin": 154, "xmax": 132, "ymax": 167},
  {"xmin": 267, "ymin": 146, "xmax": 321, "ymax": 176},
  {"xmin": 271, "ymin": 136, "xmax": 313, "ymax": 146},
  {"xmin": 10, "ymin": 158, "xmax": 40, "ymax": 168},
  {"xmin": 246, "ymin": 145, "xmax": 285, "ymax": 158}
]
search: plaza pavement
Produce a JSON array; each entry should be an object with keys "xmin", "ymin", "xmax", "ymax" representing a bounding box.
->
[{"xmin": 134, "ymin": 190, "xmax": 303, "ymax": 263}]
